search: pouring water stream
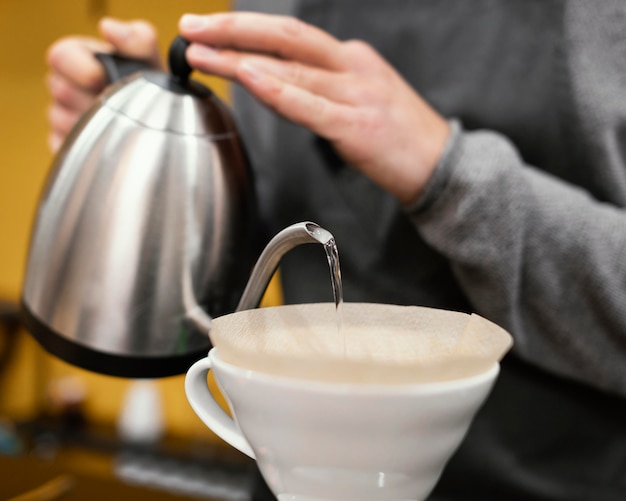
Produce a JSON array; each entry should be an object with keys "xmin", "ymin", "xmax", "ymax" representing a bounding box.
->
[{"xmin": 323, "ymin": 235, "xmax": 345, "ymax": 354}]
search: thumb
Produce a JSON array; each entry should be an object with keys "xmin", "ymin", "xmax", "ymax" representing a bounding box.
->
[{"xmin": 99, "ymin": 17, "xmax": 163, "ymax": 70}]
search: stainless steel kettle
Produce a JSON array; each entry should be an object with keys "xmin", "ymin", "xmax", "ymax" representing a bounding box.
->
[{"xmin": 21, "ymin": 38, "xmax": 335, "ymax": 378}]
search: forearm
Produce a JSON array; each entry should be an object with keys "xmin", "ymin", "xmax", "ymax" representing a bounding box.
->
[{"xmin": 410, "ymin": 121, "xmax": 626, "ymax": 396}]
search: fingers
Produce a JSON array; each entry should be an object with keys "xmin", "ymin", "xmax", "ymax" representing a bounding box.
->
[
  {"xmin": 45, "ymin": 71, "xmax": 96, "ymax": 152},
  {"xmin": 179, "ymin": 12, "xmax": 345, "ymax": 70},
  {"xmin": 46, "ymin": 36, "xmax": 110, "ymax": 152},
  {"xmin": 46, "ymin": 36, "xmax": 113, "ymax": 92},
  {"xmin": 46, "ymin": 72, "xmax": 98, "ymax": 112},
  {"xmin": 186, "ymin": 34, "xmax": 390, "ymax": 139},
  {"xmin": 47, "ymin": 103, "xmax": 83, "ymax": 152},
  {"xmin": 45, "ymin": 18, "xmax": 163, "ymax": 153},
  {"xmin": 46, "ymin": 19, "xmax": 162, "ymax": 97},
  {"xmin": 46, "ymin": 18, "xmax": 162, "ymax": 93},
  {"xmin": 46, "ymin": 71, "xmax": 95, "ymax": 152},
  {"xmin": 99, "ymin": 17, "xmax": 163, "ymax": 70},
  {"xmin": 186, "ymin": 39, "xmax": 365, "ymax": 139},
  {"xmin": 236, "ymin": 61, "xmax": 356, "ymax": 141},
  {"xmin": 186, "ymin": 46, "xmax": 356, "ymax": 105}
]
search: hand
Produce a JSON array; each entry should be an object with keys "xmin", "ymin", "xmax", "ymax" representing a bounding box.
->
[
  {"xmin": 179, "ymin": 12, "xmax": 450, "ymax": 204},
  {"xmin": 45, "ymin": 18, "xmax": 162, "ymax": 152}
]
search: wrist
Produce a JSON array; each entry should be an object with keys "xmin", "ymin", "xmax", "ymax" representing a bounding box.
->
[
  {"xmin": 403, "ymin": 119, "xmax": 462, "ymax": 213},
  {"xmin": 395, "ymin": 115, "xmax": 451, "ymax": 205}
]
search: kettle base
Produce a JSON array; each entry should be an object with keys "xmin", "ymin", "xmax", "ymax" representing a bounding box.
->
[{"xmin": 20, "ymin": 301, "xmax": 210, "ymax": 378}]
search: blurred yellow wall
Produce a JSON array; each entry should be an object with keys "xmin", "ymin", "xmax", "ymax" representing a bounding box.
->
[{"xmin": 0, "ymin": 0, "xmax": 281, "ymax": 441}]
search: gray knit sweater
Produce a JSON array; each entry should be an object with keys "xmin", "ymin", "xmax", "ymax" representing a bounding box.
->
[{"xmin": 234, "ymin": 1, "xmax": 626, "ymax": 498}]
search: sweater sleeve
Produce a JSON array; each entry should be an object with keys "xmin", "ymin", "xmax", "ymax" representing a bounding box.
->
[{"xmin": 408, "ymin": 120, "xmax": 626, "ymax": 397}]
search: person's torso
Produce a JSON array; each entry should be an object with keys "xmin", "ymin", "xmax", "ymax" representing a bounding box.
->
[{"xmin": 232, "ymin": 1, "xmax": 626, "ymax": 499}]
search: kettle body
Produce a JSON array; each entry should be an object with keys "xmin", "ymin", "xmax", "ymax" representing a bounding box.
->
[{"xmin": 22, "ymin": 69, "xmax": 256, "ymax": 377}]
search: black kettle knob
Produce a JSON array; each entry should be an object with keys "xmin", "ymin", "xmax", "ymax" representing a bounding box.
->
[{"xmin": 169, "ymin": 36, "xmax": 193, "ymax": 84}]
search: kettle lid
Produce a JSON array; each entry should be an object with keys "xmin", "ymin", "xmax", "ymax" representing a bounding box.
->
[{"xmin": 98, "ymin": 37, "xmax": 234, "ymax": 137}]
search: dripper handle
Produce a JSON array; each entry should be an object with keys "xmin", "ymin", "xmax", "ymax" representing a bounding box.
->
[{"xmin": 185, "ymin": 354, "xmax": 255, "ymax": 459}]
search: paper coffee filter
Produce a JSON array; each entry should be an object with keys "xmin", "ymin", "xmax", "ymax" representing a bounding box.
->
[{"xmin": 209, "ymin": 303, "xmax": 513, "ymax": 384}]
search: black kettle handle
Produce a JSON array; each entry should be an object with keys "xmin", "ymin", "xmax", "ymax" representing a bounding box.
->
[
  {"xmin": 94, "ymin": 53, "xmax": 154, "ymax": 84},
  {"xmin": 94, "ymin": 36, "xmax": 192, "ymax": 85}
]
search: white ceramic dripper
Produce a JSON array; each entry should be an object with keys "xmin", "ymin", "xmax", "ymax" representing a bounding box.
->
[{"xmin": 186, "ymin": 303, "xmax": 513, "ymax": 500}]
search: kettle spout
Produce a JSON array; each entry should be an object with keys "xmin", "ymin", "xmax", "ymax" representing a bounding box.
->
[{"xmin": 236, "ymin": 222, "xmax": 335, "ymax": 312}]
